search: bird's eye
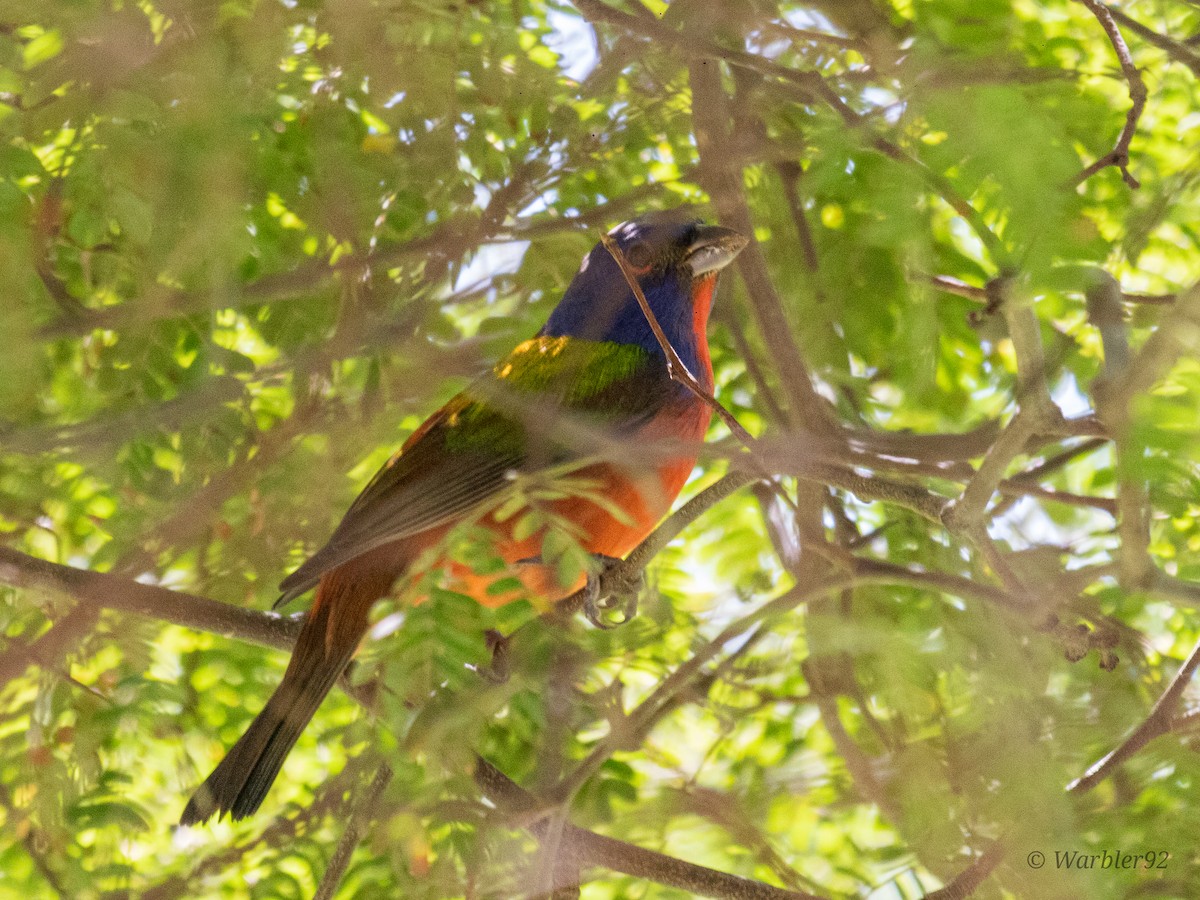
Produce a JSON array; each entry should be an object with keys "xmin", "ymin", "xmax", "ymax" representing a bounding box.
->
[{"xmin": 625, "ymin": 241, "xmax": 653, "ymax": 269}]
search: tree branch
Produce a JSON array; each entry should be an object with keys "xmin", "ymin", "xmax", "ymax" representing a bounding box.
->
[
  {"xmin": 600, "ymin": 233, "xmax": 755, "ymax": 445},
  {"xmin": 1068, "ymin": 634, "xmax": 1200, "ymax": 792},
  {"xmin": 1, "ymin": 546, "xmax": 1023, "ymax": 899},
  {"xmin": 1100, "ymin": 282, "xmax": 1200, "ymax": 588},
  {"xmin": 687, "ymin": 53, "xmax": 833, "ymax": 431},
  {"xmin": 924, "ymin": 843, "xmax": 1004, "ymax": 900},
  {"xmin": 473, "ymin": 757, "xmax": 826, "ymax": 900},
  {"xmin": 1073, "ymin": 0, "xmax": 1148, "ymax": 188},
  {"xmin": 313, "ymin": 763, "xmax": 394, "ymax": 900},
  {"xmin": 576, "ymin": 0, "xmax": 1005, "ymax": 261},
  {"xmin": 0, "ymin": 545, "xmax": 301, "ymax": 676},
  {"xmin": 1106, "ymin": 5, "xmax": 1200, "ymax": 79}
]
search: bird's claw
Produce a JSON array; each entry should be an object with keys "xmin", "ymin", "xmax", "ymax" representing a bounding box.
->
[{"xmin": 582, "ymin": 555, "xmax": 644, "ymax": 629}]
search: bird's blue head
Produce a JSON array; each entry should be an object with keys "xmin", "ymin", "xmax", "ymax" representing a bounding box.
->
[{"xmin": 540, "ymin": 209, "xmax": 747, "ymax": 386}]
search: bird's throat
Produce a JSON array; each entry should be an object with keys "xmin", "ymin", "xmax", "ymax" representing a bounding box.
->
[{"xmin": 689, "ymin": 274, "xmax": 717, "ymax": 391}]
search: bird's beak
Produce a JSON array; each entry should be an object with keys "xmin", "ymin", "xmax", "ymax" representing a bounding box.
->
[{"xmin": 685, "ymin": 224, "xmax": 749, "ymax": 277}]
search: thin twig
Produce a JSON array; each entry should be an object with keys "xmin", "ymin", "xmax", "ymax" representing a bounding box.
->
[
  {"xmin": 989, "ymin": 436, "xmax": 1110, "ymax": 517},
  {"xmin": 1103, "ymin": 282, "xmax": 1200, "ymax": 408},
  {"xmin": 1107, "ymin": 6, "xmax": 1200, "ymax": 79},
  {"xmin": 807, "ymin": 462, "xmax": 950, "ymax": 523},
  {"xmin": 0, "ymin": 545, "xmax": 301, "ymax": 658},
  {"xmin": 923, "ymin": 843, "xmax": 1005, "ymax": 900},
  {"xmin": 1149, "ymin": 572, "xmax": 1200, "ymax": 610},
  {"xmin": 551, "ymin": 554, "xmax": 1035, "ymax": 810},
  {"xmin": 1009, "ymin": 437, "xmax": 1110, "ymax": 484},
  {"xmin": 1073, "ymin": 0, "xmax": 1148, "ymax": 188},
  {"xmin": 549, "ymin": 575, "xmax": 855, "ymax": 807},
  {"xmin": 924, "ymin": 272, "xmax": 1177, "ymax": 307},
  {"xmin": 996, "ymin": 481, "xmax": 1117, "ymax": 515},
  {"xmin": 942, "ymin": 408, "xmax": 1043, "ymax": 531},
  {"xmin": 3, "ymin": 541, "xmax": 1030, "ymax": 900},
  {"xmin": 678, "ymin": 786, "xmax": 818, "ymax": 895},
  {"xmin": 1122, "ymin": 292, "xmax": 1176, "ymax": 305},
  {"xmin": 599, "ymin": 232, "xmax": 755, "ymax": 445},
  {"xmin": 1068, "ymin": 635, "xmax": 1200, "ymax": 792},
  {"xmin": 720, "ymin": 313, "xmax": 789, "ymax": 425},
  {"xmin": 0, "ymin": 545, "xmax": 827, "ymax": 898},
  {"xmin": 774, "ymin": 161, "xmax": 822, "ymax": 283},
  {"xmin": 759, "ymin": 20, "xmax": 867, "ymax": 52},
  {"xmin": 0, "ymin": 782, "xmax": 69, "ymax": 896},
  {"xmin": 1100, "ymin": 283, "xmax": 1200, "ymax": 587},
  {"xmin": 474, "ymin": 757, "xmax": 825, "ymax": 899},
  {"xmin": 314, "ymin": 763, "xmax": 394, "ymax": 900},
  {"xmin": 687, "ymin": 55, "xmax": 841, "ymax": 428}
]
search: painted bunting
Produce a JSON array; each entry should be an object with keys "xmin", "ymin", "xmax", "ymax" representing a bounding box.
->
[{"xmin": 180, "ymin": 209, "xmax": 748, "ymax": 824}]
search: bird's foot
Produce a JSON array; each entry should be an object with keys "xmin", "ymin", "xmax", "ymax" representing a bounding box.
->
[{"xmin": 583, "ymin": 554, "xmax": 644, "ymax": 630}]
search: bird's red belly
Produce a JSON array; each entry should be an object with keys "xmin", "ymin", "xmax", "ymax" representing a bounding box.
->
[{"xmin": 396, "ymin": 398, "xmax": 710, "ymax": 606}]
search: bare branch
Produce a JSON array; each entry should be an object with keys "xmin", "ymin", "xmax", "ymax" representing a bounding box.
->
[
  {"xmin": 774, "ymin": 161, "xmax": 822, "ymax": 284},
  {"xmin": 1073, "ymin": 0, "xmax": 1148, "ymax": 188},
  {"xmin": 0, "ymin": 544, "xmax": 1029, "ymax": 900},
  {"xmin": 678, "ymin": 786, "xmax": 819, "ymax": 895},
  {"xmin": 1068, "ymin": 635, "xmax": 1200, "ymax": 792},
  {"xmin": 687, "ymin": 55, "xmax": 833, "ymax": 431},
  {"xmin": 924, "ymin": 271, "xmax": 1178, "ymax": 309},
  {"xmin": 0, "ymin": 782, "xmax": 70, "ymax": 896},
  {"xmin": 924, "ymin": 274, "xmax": 989, "ymax": 303},
  {"xmin": 923, "ymin": 843, "xmax": 1004, "ymax": 900},
  {"xmin": 936, "ymin": 275, "xmax": 1075, "ymax": 595},
  {"xmin": 996, "ymin": 481, "xmax": 1117, "ymax": 515},
  {"xmin": 1106, "ymin": 5, "xmax": 1200, "ymax": 79},
  {"xmin": 942, "ymin": 407, "xmax": 1043, "ymax": 533},
  {"xmin": 1104, "ymin": 282, "xmax": 1200, "ymax": 408},
  {"xmin": 802, "ymin": 462, "xmax": 950, "ymax": 523},
  {"xmin": 0, "ymin": 545, "xmax": 301, "ymax": 675},
  {"xmin": 550, "ymin": 553, "xmax": 1034, "ymax": 814},
  {"xmin": 577, "ymin": 0, "xmax": 1007, "ymax": 259},
  {"xmin": 1149, "ymin": 571, "xmax": 1200, "ymax": 610},
  {"xmin": 1097, "ymin": 282, "xmax": 1200, "ymax": 587},
  {"xmin": 474, "ymin": 757, "xmax": 826, "ymax": 900},
  {"xmin": 314, "ymin": 763, "xmax": 394, "ymax": 900},
  {"xmin": 758, "ymin": 20, "xmax": 867, "ymax": 52},
  {"xmin": 599, "ymin": 233, "xmax": 755, "ymax": 445}
]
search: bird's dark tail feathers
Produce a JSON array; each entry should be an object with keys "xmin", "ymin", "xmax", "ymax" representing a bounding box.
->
[{"xmin": 180, "ymin": 561, "xmax": 391, "ymax": 825}]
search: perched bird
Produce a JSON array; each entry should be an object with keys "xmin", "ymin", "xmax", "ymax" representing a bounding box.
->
[{"xmin": 180, "ymin": 209, "xmax": 748, "ymax": 825}]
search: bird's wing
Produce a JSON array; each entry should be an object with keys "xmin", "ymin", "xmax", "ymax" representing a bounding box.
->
[{"xmin": 276, "ymin": 337, "xmax": 672, "ymax": 605}]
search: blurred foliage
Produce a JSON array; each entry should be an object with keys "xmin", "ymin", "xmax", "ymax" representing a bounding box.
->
[{"xmin": 2, "ymin": 0, "xmax": 1200, "ymax": 898}]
